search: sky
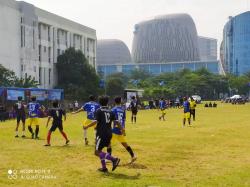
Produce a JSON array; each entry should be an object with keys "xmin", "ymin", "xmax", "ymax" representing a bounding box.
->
[{"xmin": 22, "ymin": 0, "xmax": 249, "ymax": 52}]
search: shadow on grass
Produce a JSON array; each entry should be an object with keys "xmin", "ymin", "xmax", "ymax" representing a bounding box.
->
[
  {"xmin": 104, "ymin": 172, "xmax": 141, "ymax": 180},
  {"xmin": 120, "ymin": 163, "xmax": 147, "ymax": 169},
  {"xmin": 22, "ymin": 137, "xmax": 45, "ymax": 141}
]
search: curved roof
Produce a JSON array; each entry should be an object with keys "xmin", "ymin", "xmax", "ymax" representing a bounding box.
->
[
  {"xmin": 97, "ymin": 39, "xmax": 132, "ymax": 65},
  {"xmin": 132, "ymin": 13, "xmax": 200, "ymax": 63}
]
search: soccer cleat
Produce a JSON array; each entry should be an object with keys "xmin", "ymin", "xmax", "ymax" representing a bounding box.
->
[
  {"xmin": 15, "ymin": 135, "xmax": 19, "ymax": 138},
  {"xmin": 130, "ymin": 156, "xmax": 137, "ymax": 164},
  {"xmin": 44, "ymin": 144, "xmax": 51, "ymax": 146},
  {"xmin": 22, "ymin": 135, "xmax": 26, "ymax": 138},
  {"xmin": 112, "ymin": 158, "xmax": 120, "ymax": 171},
  {"xmin": 35, "ymin": 136, "xmax": 39, "ymax": 140},
  {"xmin": 31, "ymin": 133, "xmax": 34, "ymax": 139},
  {"xmin": 98, "ymin": 168, "xmax": 108, "ymax": 173},
  {"xmin": 66, "ymin": 140, "xmax": 70, "ymax": 145}
]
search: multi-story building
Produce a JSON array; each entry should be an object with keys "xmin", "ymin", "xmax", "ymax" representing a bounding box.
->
[
  {"xmin": 97, "ymin": 39, "xmax": 132, "ymax": 65},
  {"xmin": 131, "ymin": 13, "xmax": 200, "ymax": 63},
  {"xmin": 97, "ymin": 60, "xmax": 221, "ymax": 77},
  {"xmin": 0, "ymin": 0, "xmax": 96, "ymax": 88},
  {"xmin": 198, "ymin": 36, "xmax": 217, "ymax": 61},
  {"xmin": 221, "ymin": 12, "xmax": 250, "ymax": 75}
]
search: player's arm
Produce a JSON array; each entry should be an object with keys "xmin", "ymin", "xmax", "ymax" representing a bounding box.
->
[
  {"xmin": 71, "ymin": 108, "xmax": 84, "ymax": 114},
  {"xmin": 115, "ymin": 120, "xmax": 126, "ymax": 136},
  {"xmin": 84, "ymin": 120, "xmax": 97, "ymax": 129}
]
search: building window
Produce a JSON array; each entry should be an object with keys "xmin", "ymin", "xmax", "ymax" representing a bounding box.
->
[
  {"xmin": 33, "ymin": 29, "xmax": 35, "ymax": 49},
  {"xmin": 21, "ymin": 64, "xmax": 24, "ymax": 72},
  {"xmin": 34, "ymin": 66, "xmax": 36, "ymax": 72},
  {"xmin": 49, "ymin": 68, "xmax": 51, "ymax": 85},
  {"xmin": 48, "ymin": 47, "xmax": 51, "ymax": 63},
  {"xmin": 48, "ymin": 27, "xmax": 50, "ymax": 41},
  {"xmin": 44, "ymin": 46, "xmax": 46, "ymax": 53},
  {"xmin": 21, "ymin": 26, "xmax": 24, "ymax": 47},
  {"xmin": 57, "ymin": 49, "xmax": 60, "ymax": 56},
  {"xmin": 39, "ymin": 45, "xmax": 42, "ymax": 61},
  {"xmin": 39, "ymin": 67, "xmax": 42, "ymax": 84}
]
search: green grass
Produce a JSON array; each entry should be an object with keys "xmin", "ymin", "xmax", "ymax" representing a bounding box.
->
[{"xmin": 1, "ymin": 103, "xmax": 250, "ymax": 187}]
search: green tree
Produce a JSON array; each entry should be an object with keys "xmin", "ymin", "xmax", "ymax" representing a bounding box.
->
[
  {"xmin": 105, "ymin": 73, "xmax": 127, "ymax": 97},
  {"xmin": 0, "ymin": 64, "xmax": 16, "ymax": 86},
  {"xmin": 56, "ymin": 47, "xmax": 100, "ymax": 100},
  {"xmin": 14, "ymin": 76, "xmax": 39, "ymax": 88}
]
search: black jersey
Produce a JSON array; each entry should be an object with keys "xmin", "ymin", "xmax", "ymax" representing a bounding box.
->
[
  {"xmin": 130, "ymin": 100, "xmax": 138, "ymax": 111},
  {"xmin": 48, "ymin": 108, "xmax": 65, "ymax": 123},
  {"xmin": 14, "ymin": 102, "xmax": 26, "ymax": 116},
  {"xmin": 95, "ymin": 107, "xmax": 115, "ymax": 136}
]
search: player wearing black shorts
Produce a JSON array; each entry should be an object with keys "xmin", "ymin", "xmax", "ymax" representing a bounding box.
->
[
  {"xmin": 44, "ymin": 100, "xmax": 69, "ymax": 146},
  {"xmin": 84, "ymin": 96, "xmax": 121, "ymax": 173},
  {"xmin": 14, "ymin": 96, "xmax": 26, "ymax": 138},
  {"xmin": 130, "ymin": 96, "xmax": 138, "ymax": 124}
]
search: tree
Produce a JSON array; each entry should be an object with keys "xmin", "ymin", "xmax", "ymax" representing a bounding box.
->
[
  {"xmin": 14, "ymin": 76, "xmax": 39, "ymax": 88},
  {"xmin": 56, "ymin": 47, "xmax": 100, "ymax": 100},
  {"xmin": 105, "ymin": 73, "xmax": 127, "ymax": 97},
  {"xmin": 0, "ymin": 64, "xmax": 16, "ymax": 86}
]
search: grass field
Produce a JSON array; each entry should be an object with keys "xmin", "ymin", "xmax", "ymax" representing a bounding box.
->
[{"xmin": 1, "ymin": 103, "xmax": 250, "ymax": 187}]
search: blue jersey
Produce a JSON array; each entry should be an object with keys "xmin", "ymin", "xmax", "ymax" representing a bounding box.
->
[
  {"xmin": 111, "ymin": 106, "xmax": 126, "ymax": 135},
  {"xmin": 27, "ymin": 102, "xmax": 41, "ymax": 118},
  {"xmin": 82, "ymin": 101, "xmax": 100, "ymax": 120},
  {"xmin": 159, "ymin": 100, "xmax": 166, "ymax": 109},
  {"xmin": 183, "ymin": 101, "xmax": 190, "ymax": 113}
]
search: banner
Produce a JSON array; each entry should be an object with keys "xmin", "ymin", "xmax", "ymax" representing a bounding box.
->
[
  {"xmin": 7, "ymin": 89, "xmax": 25, "ymax": 101},
  {"xmin": 48, "ymin": 90, "xmax": 62, "ymax": 100},
  {"xmin": 30, "ymin": 90, "xmax": 47, "ymax": 101}
]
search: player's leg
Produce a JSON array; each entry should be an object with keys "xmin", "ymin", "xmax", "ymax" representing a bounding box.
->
[
  {"xmin": 35, "ymin": 125, "xmax": 39, "ymax": 139},
  {"xmin": 183, "ymin": 114, "xmax": 186, "ymax": 127},
  {"xmin": 83, "ymin": 119, "xmax": 90, "ymax": 145},
  {"xmin": 21, "ymin": 117, "xmax": 26, "ymax": 138},
  {"xmin": 131, "ymin": 113, "xmax": 134, "ymax": 123},
  {"xmin": 121, "ymin": 142, "xmax": 136, "ymax": 163},
  {"xmin": 193, "ymin": 109, "xmax": 196, "ymax": 121},
  {"xmin": 59, "ymin": 123, "xmax": 69, "ymax": 145},
  {"xmin": 15, "ymin": 117, "xmax": 20, "ymax": 137},
  {"xmin": 28, "ymin": 119, "xmax": 34, "ymax": 138}
]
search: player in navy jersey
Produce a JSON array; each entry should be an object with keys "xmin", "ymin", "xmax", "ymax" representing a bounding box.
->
[
  {"xmin": 27, "ymin": 96, "xmax": 43, "ymax": 139},
  {"xmin": 107, "ymin": 96, "xmax": 136, "ymax": 163},
  {"xmin": 44, "ymin": 100, "xmax": 69, "ymax": 146},
  {"xmin": 159, "ymin": 98, "xmax": 167, "ymax": 121},
  {"xmin": 72, "ymin": 95, "xmax": 100, "ymax": 145},
  {"xmin": 84, "ymin": 96, "xmax": 121, "ymax": 173},
  {"xmin": 13, "ymin": 96, "xmax": 26, "ymax": 138},
  {"xmin": 130, "ymin": 96, "xmax": 138, "ymax": 124},
  {"xmin": 183, "ymin": 97, "xmax": 191, "ymax": 127}
]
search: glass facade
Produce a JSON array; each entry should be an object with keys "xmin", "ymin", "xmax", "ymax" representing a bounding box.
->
[
  {"xmin": 97, "ymin": 61, "xmax": 220, "ymax": 77},
  {"xmin": 222, "ymin": 11, "xmax": 250, "ymax": 75}
]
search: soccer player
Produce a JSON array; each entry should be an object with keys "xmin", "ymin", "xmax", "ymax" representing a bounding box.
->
[
  {"xmin": 27, "ymin": 96, "xmax": 43, "ymax": 139},
  {"xmin": 107, "ymin": 96, "xmax": 136, "ymax": 163},
  {"xmin": 159, "ymin": 98, "xmax": 167, "ymax": 121},
  {"xmin": 13, "ymin": 96, "xmax": 26, "ymax": 138},
  {"xmin": 44, "ymin": 100, "xmax": 69, "ymax": 146},
  {"xmin": 72, "ymin": 95, "xmax": 100, "ymax": 145},
  {"xmin": 130, "ymin": 96, "xmax": 138, "ymax": 124},
  {"xmin": 183, "ymin": 97, "xmax": 191, "ymax": 127},
  {"xmin": 84, "ymin": 96, "xmax": 121, "ymax": 173},
  {"xmin": 190, "ymin": 97, "xmax": 197, "ymax": 121}
]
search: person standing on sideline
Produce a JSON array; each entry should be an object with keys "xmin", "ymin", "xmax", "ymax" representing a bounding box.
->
[
  {"xmin": 190, "ymin": 97, "xmax": 197, "ymax": 121},
  {"xmin": 13, "ymin": 96, "xmax": 26, "ymax": 138},
  {"xmin": 130, "ymin": 96, "xmax": 138, "ymax": 124},
  {"xmin": 183, "ymin": 97, "xmax": 191, "ymax": 127}
]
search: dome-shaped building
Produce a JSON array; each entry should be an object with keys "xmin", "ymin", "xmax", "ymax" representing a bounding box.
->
[
  {"xmin": 97, "ymin": 39, "xmax": 132, "ymax": 65},
  {"xmin": 132, "ymin": 13, "xmax": 200, "ymax": 63}
]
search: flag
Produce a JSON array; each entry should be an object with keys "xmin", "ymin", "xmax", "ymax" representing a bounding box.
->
[
  {"xmin": 159, "ymin": 81, "xmax": 165, "ymax": 86},
  {"xmin": 99, "ymin": 79, "xmax": 105, "ymax": 88}
]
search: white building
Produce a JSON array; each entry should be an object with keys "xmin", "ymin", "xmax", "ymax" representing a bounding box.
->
[
  {"xmin": 0, "ymin": 0, "xmax": 96, "ymax": 89},
  {"xmin": 198, "ymin": 36, "xmax": 217, "ymax": 61}
]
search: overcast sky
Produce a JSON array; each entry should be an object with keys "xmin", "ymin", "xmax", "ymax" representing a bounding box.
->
[{"xmin": 22, "ymin": 0, "xmax": 249, "ymax": 51}]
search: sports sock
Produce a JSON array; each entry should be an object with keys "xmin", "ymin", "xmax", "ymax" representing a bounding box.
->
[
  {"xmin": 131, "ymin": 116, "xmax": 133, "ymax": 123},
  {"xmin": 134, "ymin": 117, "xmax": 136, "ymax": 123},
  {"xmin": 126, "ymin": 146, "xmax": 135, "ymax": 158},
  {"xmin": 47, "ymin": 131, "xmax": 52, "ymax": 144},
  {"xmin": 105, "ymin": 152, "xmax": 115, "ymax": 162},
  {"xmin": 107, "ymin": 147, "xmax": 112, "ymax": 155},
  {"xmin": 61, "ymin": 131, "xmax": 68, "ymax": 140},
  {"xmin": 15, "ymin": 131, "xmax": 18, "ymax": 136},
  {"xmin": 35, "ymin": 127, "xmax": 39, "ymax": 137},
  {"xmin": 99, "ymin": 152, "xmax": 107, "ymax": 169},
  {"xmin": 28, "ymin": 126, "xmax": 33, "ymax": 134}
]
